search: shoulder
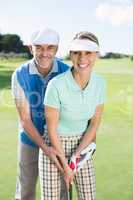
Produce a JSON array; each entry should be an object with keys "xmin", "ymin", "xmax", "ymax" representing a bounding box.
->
[
  {"xmin": 47, "ymin": 70, "xmax": 69, "ymax": 89},
  {"xmin": 12, "ymin": 60, "xmax": 32, "ymax": 86},
  {"xmin": 92, "ymin": 72, "xmax": 106, "ymax": 87},
  {"xmin": 56, "ymin": 58, "xmax": 70, "ymax": 71},
  {"xmin": 14, "ymin": 59, "xmax": 32, "ymax": 75}
]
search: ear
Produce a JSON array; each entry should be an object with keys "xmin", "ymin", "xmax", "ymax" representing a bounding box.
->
[
  {"xmin": 55, "ymin": 46, "xmax": 58, "ymax": 54},
  {"xmin": 69, "ymin": 51, "xmax": 73, "ymax": 58},
  {"xmin": 96, "ymin": 52, "xmax": 100, "ymax": 59},
  {"xmin": 28, "ymin": 45, "xmax": 33, "ymax": 55}
]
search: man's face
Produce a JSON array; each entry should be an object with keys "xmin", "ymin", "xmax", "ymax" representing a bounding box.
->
[{"xmin": 30, "ymin": 44, "xmax": 58, "ymax": 69}]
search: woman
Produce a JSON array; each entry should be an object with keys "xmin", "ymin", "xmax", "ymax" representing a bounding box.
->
[{"xmin": 39, "ymin": 32, "xmax": 106, "ymax": 200}]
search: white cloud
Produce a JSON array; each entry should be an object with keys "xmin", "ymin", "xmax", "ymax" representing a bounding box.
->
[
  {"xmin": 101, "ymin": 0, "xmax": 132, "ymax": 5},
  {"xmin": 96, "ymin": 3, "xmax": 133, "ymax": 25}
]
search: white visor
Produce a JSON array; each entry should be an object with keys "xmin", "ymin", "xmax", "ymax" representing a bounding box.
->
[{"xmin": 69, "ymin": 39, "xmax": 99, "ymax": 52}]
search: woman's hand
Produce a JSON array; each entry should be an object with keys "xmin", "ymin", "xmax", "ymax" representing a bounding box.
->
[
  {"xmin": 73, "ymin": 151, "xmax": 81, "ymax": 161},
  {"xmin": 63, "ymin": 165, "xmax": 75, "ymax": 190}
]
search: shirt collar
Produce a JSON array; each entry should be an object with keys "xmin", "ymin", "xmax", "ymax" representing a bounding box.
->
[
  {"xmin": 28, "ymin": 58, "xmax": 58, "ymax": 76},
  {"xmin": 66, "ymin": 67, "xmax": 93, "ymax": 92}
]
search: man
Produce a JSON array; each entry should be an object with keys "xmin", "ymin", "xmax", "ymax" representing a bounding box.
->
[{"xmin": 11, "ymin": 28, "xmax": 69, "ymax": 200}]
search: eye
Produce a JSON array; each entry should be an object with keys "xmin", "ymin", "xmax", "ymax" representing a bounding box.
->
[
  {"xmin": 72, "ymin": 51, "xmax": 79, "ymax": 55},
  {"xmin": 86, "ymin": 51, "xmax": 92, "ymax": 55},
  {"xmin": 35, "ymin": 45, "xmax": 41, "ymax": 50},
  {"xmin": 48, "ymin": 45, "xmax": 56, "ymax": 50}
]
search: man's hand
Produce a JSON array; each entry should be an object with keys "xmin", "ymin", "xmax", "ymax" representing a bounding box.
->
[{"xmin": 44, "ymin": 146, "xmax": 64, "ymax": 172}]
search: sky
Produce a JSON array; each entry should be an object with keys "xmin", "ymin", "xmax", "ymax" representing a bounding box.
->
[{"xmin": 0, "ymin": 0, "xmax": 133, "ymax": 56}]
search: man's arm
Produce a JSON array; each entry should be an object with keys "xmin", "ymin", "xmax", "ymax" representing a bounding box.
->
[
  {"xmin": 15, "ymin": 98, "xmax": 47, "ymax": 151},
  {"xmin": 14, "ymin": 98, "xmax": 63, "ymax": 171},
  {"xmin": 11, "ymin": 71, "xmax": 63, "ymax": 170}
]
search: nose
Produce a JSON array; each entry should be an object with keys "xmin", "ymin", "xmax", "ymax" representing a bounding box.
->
[
  {"xmin": 79, "ymin": 53, "xmax": 87, "ymax": 61},
  {"xmin": 42, "ymin": 50, "xmax": 49, "ymax": 57},
  {"xmin": 40, "ymin": 48, "xmax": 49, "ymax": 57}
]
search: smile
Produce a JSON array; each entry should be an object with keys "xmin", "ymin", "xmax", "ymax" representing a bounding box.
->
[{"xmin": 78, "ymin": 63, "xmax": 90, "ymax": 68}]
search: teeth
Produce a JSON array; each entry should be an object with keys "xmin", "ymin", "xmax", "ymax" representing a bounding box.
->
[{"xmin": 79, "ymin": 64, "xmax": 87, "ymax": 68}]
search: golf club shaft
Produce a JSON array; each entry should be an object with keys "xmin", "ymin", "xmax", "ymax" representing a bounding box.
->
[{"xmin": 68, "ymin": 184, "xmax": 73, "ymax": 200}]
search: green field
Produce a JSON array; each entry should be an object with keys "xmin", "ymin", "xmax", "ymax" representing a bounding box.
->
[{"xmin": 0, "ymin": 58, "xmax": 133, "ymax": 200}]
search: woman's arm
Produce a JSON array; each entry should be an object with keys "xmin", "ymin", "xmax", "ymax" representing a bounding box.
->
[
  {"xmin": 45, "ymin": 106, "xmax": 74, "ymax": 188},
  {"xmin": 45, "ymin": 106, "xmax": 67, "ymax": 165},
  {"xmin": 74, "ymin": 104, "xmax": 104, "ymax": 156}
]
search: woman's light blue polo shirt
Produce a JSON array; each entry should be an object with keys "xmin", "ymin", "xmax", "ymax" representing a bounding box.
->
[{"xmin": 44, "ymin": 68, "xmax": 106, "ymax": 136}]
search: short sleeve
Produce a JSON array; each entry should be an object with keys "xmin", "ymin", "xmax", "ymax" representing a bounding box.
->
[
  {"xmin": 96, "ymin": 79, "xmax": 106, "ymax": 105},
  {"xmin": 11, "ymin": 71, "xmax": 25, "ymax": 100},
  {"xmin": 44, "ymin": 80, "xmax": 60, "ymax": 109}
]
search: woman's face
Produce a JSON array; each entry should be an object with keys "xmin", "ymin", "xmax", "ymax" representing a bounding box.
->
[{"xmin": 70, "ymin": 51, "xmax": 98, "ymax": 73}]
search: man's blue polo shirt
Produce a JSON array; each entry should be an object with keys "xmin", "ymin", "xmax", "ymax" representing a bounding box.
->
[{"xmin": 11, "ymin": 58, "xmax": 69, "ymax": 147}]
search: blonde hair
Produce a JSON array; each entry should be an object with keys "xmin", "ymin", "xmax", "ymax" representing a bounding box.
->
[{"xmin": 73, "ymin": 31, "xmax": 99, "ymax": 46}]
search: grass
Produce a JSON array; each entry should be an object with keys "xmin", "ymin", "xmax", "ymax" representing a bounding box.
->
[
  {"xmin": 0, "ymin": 57, "xmax": 133, "ymax": 199},
  {"xmin": 94, "ymin": 58, "xmax": 133, "ymax": 200}
]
